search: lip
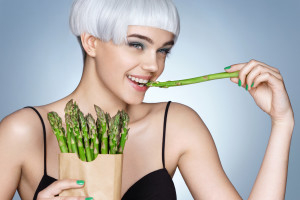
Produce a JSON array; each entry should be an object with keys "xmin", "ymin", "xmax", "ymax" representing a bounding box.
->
[
  {"xmin": 127, "ymin": 76, "xmax": 149, "ymax": 92},
  {"xmin": 127, "ymin": 74, "xmax": 152, "ymax": 80}
]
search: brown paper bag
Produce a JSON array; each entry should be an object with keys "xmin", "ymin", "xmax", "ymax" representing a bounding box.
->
[{"xmin": 59, "ymin": 153, "xmax": 123, "ymax": 200}]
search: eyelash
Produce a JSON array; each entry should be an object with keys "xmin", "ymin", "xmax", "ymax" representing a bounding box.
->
[
  {"xmin": 129, "ymin": 42, "xmax": 144, "ymax": 50},
  {"xmin": 128, "ymin": 42, "xmax": 171, "ymax": 56}
]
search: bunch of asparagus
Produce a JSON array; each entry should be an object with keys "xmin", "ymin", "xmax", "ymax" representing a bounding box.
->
[{"xmin": 47, "ymin": 99, "xmax": 130, "ymax": 162}]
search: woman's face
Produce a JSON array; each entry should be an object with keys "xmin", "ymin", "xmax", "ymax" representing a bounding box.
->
[{"xmin": 94, "ymin": 25, "xmax": 175, "ymax": 105}]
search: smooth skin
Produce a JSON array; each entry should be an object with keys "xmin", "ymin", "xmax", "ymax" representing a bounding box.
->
[{"xmin": 0, "ymin": 25, "xmax": 294, "ymax": 200}]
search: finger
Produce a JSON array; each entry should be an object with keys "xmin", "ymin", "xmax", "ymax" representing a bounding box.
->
[
  {"xmin": 254, "ymin": 59, "xmax": 280, "ymax": 73},
  {"xmin": 38, "ymin": 179, "xmax": 85, "ymax": 198},
  {"xmin": 226, "ymin": 60, "xmax": 282, "ymax": 88},
  {"xmin": 245, "ymin": 65, "xmax": 283, "ymax": 91},
  {"xmin": 225, "ymin": 59, "xmax": 280, "ymax": 74},
  {"xmin": 252, "ymin": 72, "xmax": 282, "ymax": 91},
  {"xmin": 229, "ymin": 77, "xmax": 239, "ymax": 84}
]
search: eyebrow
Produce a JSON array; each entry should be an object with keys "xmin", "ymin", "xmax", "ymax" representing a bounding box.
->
[{"xmin": 127, "ymin": 34, "xmax": 174, "ymax": 46}]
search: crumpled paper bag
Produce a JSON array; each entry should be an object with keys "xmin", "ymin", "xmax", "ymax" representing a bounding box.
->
[{"xmin": 59, "ymin": 153, "xmax": 123, "ymax": 200}]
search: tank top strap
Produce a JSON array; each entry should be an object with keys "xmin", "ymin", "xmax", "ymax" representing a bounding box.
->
[
  {"xmin": 162, "ymin": 101, "xmax": 172, "ymax": 169},
  {"xmin": 23, "ymin": 106, "xmax": 47, "ymax": 175}
]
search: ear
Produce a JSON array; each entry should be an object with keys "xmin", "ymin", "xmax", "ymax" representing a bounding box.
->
[{"xmin": 80, "ymin": 32, "xmax": 97, "ymax": 57}]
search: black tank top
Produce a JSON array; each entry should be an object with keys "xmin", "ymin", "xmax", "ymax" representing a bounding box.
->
[{"xmin": 25, "ymin": 101, "xmax": 176, "ymax": 200}]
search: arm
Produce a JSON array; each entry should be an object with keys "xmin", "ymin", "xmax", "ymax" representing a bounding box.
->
[
  {"xmin": 0, "ymin": 109, "xmax": 92, "ymax": 200},
  {"xmin": 173, "ymin": 102, "xmax": 294, "ymax": 200},
  {"xmin": 0, "ymin": 110, "xmax": 28, "ymax": 199},
  {"xmin": 248, "ymin": 120, "xmax": 294, "ymax": 199},
  {"xmin": 172, "ymin": 103, "xmax": 242, "ymax": 199},
  {"xmin": 172, "ymin": 58, "xmax": 295, "ymax": 200}
]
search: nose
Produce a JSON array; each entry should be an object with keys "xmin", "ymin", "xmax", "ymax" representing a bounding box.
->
[{"xmin": 141, "ymin": 53, "xmax": 159, "ymax": 73}]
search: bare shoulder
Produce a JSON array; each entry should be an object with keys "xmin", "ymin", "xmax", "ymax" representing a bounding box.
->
[
  {"xmin": 159, "ymin": 102, "xmax": 241, "ymax": 199},
  {"xmin": 0, "ymin": 107, "xmax": 44, "ymax": 157},
  {"xmin": 143, "ymin": 101, "xmax": 211, "ymax": 146},
  {"xmin": 0, "ymin": 107, "xmax": 42, "ymax": 136},
  {"xmin": 165, "ymin": 101, "xmax": 213, "ymax": 154},
  {"xmin": 0, "ymin": 107, "xmax": 45, "ymax": 198},
  {"xmin": 147, "ymin": 101, "xmax": 213, "ymax": 161}
]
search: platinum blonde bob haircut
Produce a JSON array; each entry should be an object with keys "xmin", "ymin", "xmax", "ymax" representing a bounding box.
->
[{"xmin": 69, "ymin": 0, "xmax": 180, "ymax": 45}]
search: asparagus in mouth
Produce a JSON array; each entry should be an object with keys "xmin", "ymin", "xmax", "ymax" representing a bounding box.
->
[
  {"xmin": 146, "ymin": 71, "xmax": 239, "ymax": 88},
  {"xmin": 127, "ymin": 75, "xmax": 149, "ymax": 87}
]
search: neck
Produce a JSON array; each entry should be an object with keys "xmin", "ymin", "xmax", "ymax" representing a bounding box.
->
[{"xmin": 68, "ymin": 56, "xmax": 129, "ymax": 117}]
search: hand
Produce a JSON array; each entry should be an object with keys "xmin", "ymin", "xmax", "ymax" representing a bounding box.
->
[
  {"xmin": 37, "ymin": 179, "xmax": 93, "ymax": 200},
  {"xmin": 225, "ymin": 59, "xmax": 294, "ymax": 125}
]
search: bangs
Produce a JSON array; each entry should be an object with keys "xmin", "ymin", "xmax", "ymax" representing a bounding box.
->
[{"xmin": 112, "ymin": 0, "xmax": 180, "ymax": 44}]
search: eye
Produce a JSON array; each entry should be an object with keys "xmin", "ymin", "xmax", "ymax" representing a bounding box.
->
[
  {"xmin": 158, "ymin": 48, "xmax": 171, "ymax": 56},
  {"xmin": 128, "ymin": 42, "xmax": 144, "ymax": 50}
]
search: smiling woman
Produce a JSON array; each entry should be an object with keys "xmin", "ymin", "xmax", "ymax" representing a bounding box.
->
[{"xmin": 0, "ymin": 0, "xmax": 297, "ymax": 200}]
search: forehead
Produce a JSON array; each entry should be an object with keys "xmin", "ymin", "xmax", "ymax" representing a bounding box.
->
[{"xmin": 127, "ymin": 25, "xmax": 174, "ymax": 44}]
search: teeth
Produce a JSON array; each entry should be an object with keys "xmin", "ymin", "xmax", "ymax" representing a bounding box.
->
[{"xmin": 127, "ymin": 75, "xmax": 149, "ymax": 84}]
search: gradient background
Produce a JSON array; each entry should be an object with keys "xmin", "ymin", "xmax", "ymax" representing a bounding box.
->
[{"xmin": 0, "ymin": 0, "xmax": 299, "ymax": 199}]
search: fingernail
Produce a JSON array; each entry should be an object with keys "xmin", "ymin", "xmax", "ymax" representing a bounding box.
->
[
  {"xmin": 238, "ymin": 79, "xmax": 241, "ymax": 86},
  {"xmin": 224, "ymin": 66, "xmax": 231, "ymax": 70},
  {"xmin": 246, "ymin": 84, "xmax": 248, "ymax": 91},
  {"xmin": 77, "ymin": 180, "xmax": 85, "ymax": 185},
  {"xmin": 85, "ymin": 198, "xmax": 93, "ymax": 200},
  {"xmin": 251, "ymin": 82, "xmax": 254, "ymax": 87}
]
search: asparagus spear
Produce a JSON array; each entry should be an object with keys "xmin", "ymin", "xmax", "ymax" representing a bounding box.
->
[
  {"xmin": 89, "ymin": 142, "xmax": 94, "ymax": 160},
  {"xmin": 116, "ymin": 110, "xmax": 122, "ymax": 148},
  {"xmin": 47, "ymin": 112, "xmax": 68, "ymax": 153},
  {"xmin": 79, "ymin": 111, "xmax": 92, "ymax": 162},
  {"xmin": 64, "ymin": 99, "xmax": 74, "ymax": 153},
  {"xmin": 66, "ymin": 115, "xmax": 78, "ymax": 154},
  {"xmin": 86, "ymin": 115, "xmax": 94, "ymax": 160},
  {"xmin": 117, "ymin": 110, "xmax": 130, "ymax": 154},
  {"xmin": 106, "ymin": 113, "xmax": 112, "ymax": 154},
  {"xmin": 61, "ymin": 126, "xmax": 67, "ymax": 147},
  {"xmin": 96, "ymin": 117, "xmax": 102, "ymax": 153},
  {"xmin": 146, "ymin": 71, "xmax": 239, "ymax": 88},
  {"xmin": 65, "ymin": 115, "xmax": 72, "ymax": 153},
  {"xmin": 77, "ymin": 130, "xmax": 86, "ymax": 161},
  {"xmin": 71, "ymin": 102, "xmax": 86, "ymax": 161},
  {"xmin": 94, "ymin": 105, "xmax": 109, "ymax": 154},
  {"xmin": 86, "ymin": 114, "xmax": 99, "ymax": 159},
  {"xmin": 109, "ymin": 111, "xmax": 121, "ymax": 154}
]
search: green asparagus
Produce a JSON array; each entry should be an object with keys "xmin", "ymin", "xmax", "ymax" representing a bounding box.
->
[
  {"xmin": 109, "ymin": 111, "xmax": 121, "ymax": 154},
  {"xmin": 48, "ymin": 99, "xmax": 130, "ymax": 162},
  {"xmin": 117, "ymin": 110, "xmax": 130, "ymax": 154},
  {"xmin": 64, "ymin": 99, "xmax": 74, "ymax": 152},
  {"xmin": 94, "ymin": 105, "xmax": 109, "ymax": 154},
  {"xmin": 87, "ymin": 114, "xmax": 99, "ymax": 159},
  {"xmin": 47, "ymin": 112, "xmax": 68, "ymax": 153},
  {"xmin": 71, "ymin": 103, "xmax": 86, "ymax": 161},
  {"xmin": 79, "ymin": 111, "xmax": 92, "ymax": 162},
  {"xmin": 146, "ymin": 71, "xmax": 239, "ymax": 88}
]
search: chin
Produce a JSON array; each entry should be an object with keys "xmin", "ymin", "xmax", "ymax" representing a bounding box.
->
[{"xmin": 123, "ymin": 94, "xmax": 145, "ymax": 105}]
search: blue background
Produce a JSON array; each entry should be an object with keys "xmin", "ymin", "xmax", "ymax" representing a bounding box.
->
[{"xmin": 0, "ymin": 0, "xmax": 299, "ymax": 199}]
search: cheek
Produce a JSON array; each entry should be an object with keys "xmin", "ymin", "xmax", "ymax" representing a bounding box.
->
[
  {"xmin": 156, "ymin": 58, "xmax": 166, "ymax": 74},
  {"xmin": 94, "ymin": 48, "xmax": 140, "ymax": 83},
  {"xmin": 113, "ymin": 51, "xmax": 139, "ymax": 72}
]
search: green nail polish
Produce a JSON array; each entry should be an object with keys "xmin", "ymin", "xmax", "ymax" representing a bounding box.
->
[
  {"xmin": 77, "ymin": 180, "xmax": 85, "ymax": 185},
  {"xmin": 238, "ymin": 79, "xmax": 241, "ymax": 86},
  {"xmin": 246, "ymin": 84, "xmax": 248, "ymax": 91},
  {"xmin": 85, "ymin": 198, "xmax": 93, "ymax": 200},
  {"xmin": 224, "ymin": 66, "xmax": 231, "ymax": 70},
  {"xmin": 251, "ymin": 82, "xmax": 254, "ymax": 87}
]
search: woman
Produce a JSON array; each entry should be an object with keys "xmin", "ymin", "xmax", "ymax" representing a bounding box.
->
[{"xmin": 0, "ymin": 0, "xmax": 294, "ymax": 199}]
